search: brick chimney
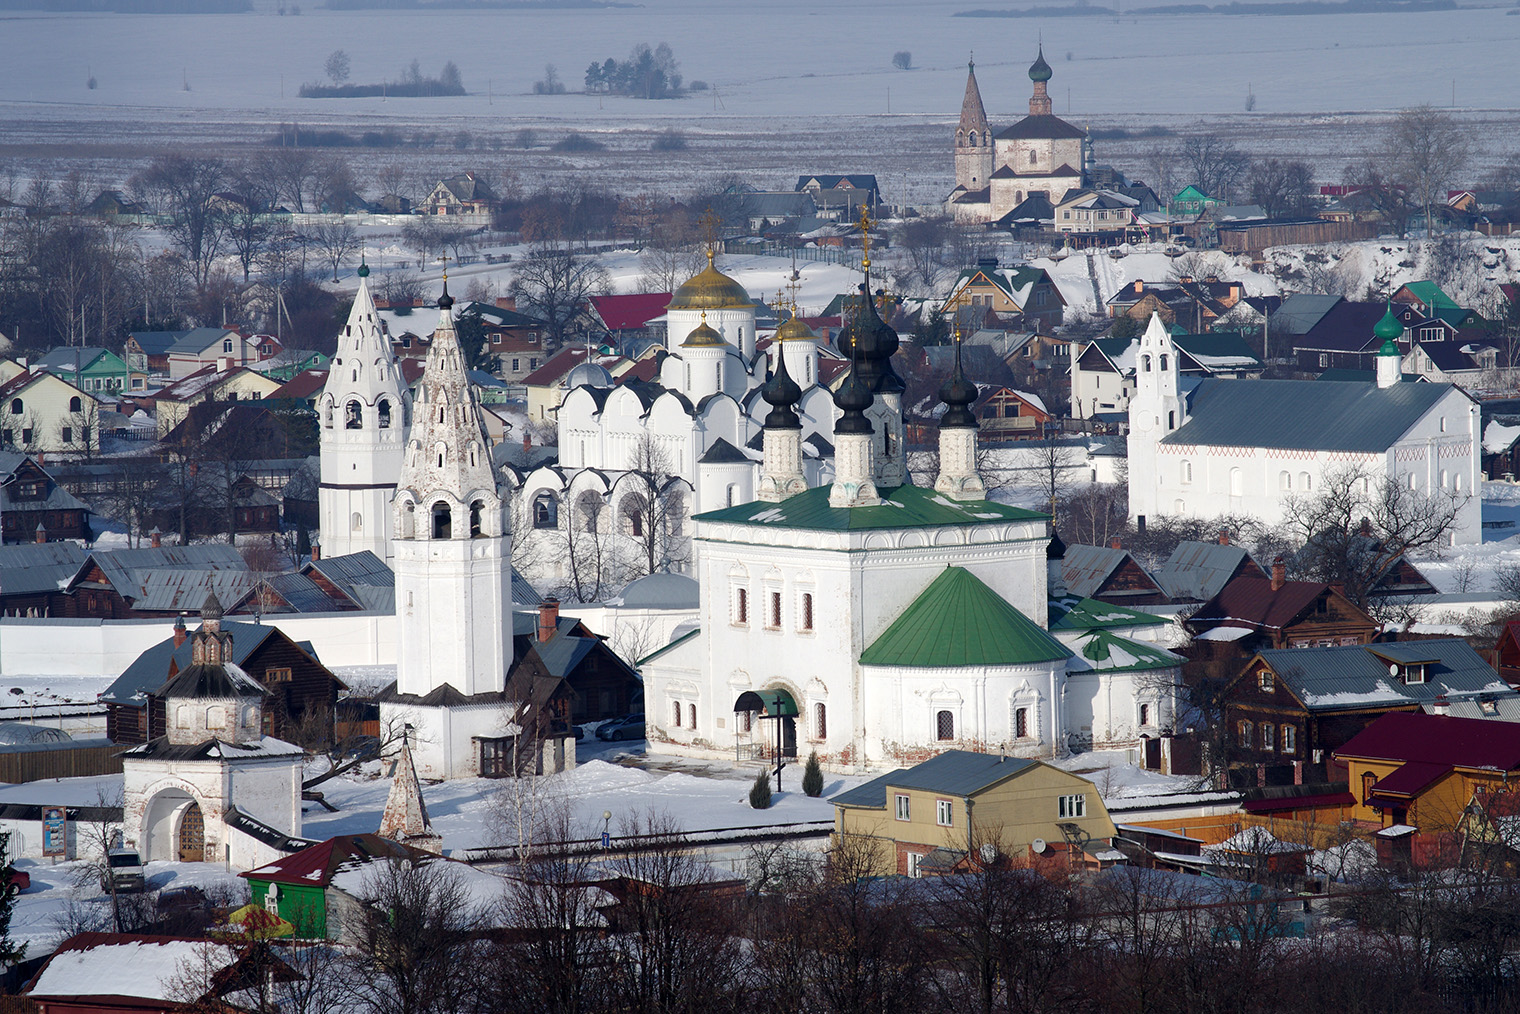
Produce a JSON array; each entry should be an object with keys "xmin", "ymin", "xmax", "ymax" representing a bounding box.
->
[
  {"xmin": 1218, "ymin": 530, "xmax": 1230, "ymax": 545},
  {"xmin": 1432, "ymin": 694, "xmax": 1449, "ymax": 716},
  {"xmin": 522, "ymin": 432, "xmax": 532, "ymax": 454},
  {"xmin": 311, "ymin": 542, "xmax": 320, "ymax": 561},
  {"xmin": 1111, "ymin": 537, "xmax": 1123, "ymax": 550},
  {"xmin": 173, "ymin": 613, "xmax": 188, "ymax": 648},
  {"xmin": 34, "ymin": 523, "xmax": 45, "ymax": 543},
  {"xmin": 150, "ymin": 526, "xmax": 162, "ymax": 548},
  {"xmin": 1271, "ymin": 556, "xmax": 1286, "ymax": 591},
  {"xmin": 538, "ymin": 597, "xmax": 560, "ymax": 643},
  {"xmin": 496, "ymin": 296, "xmax": 517, "ymax": 312}
]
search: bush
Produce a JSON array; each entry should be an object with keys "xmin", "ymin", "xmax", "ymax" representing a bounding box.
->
[
  {"xmin": 749, "ymin": 769, "xmax": 773, "ymax": 809},
  {"xmin": 651, "ymin": 129, "xmax": 687, "ymax": 152},
  {"xmin": 553, "ymin": 132, "xmax": 606, "ymax": 152},
  {"xmin": 688, "ymin": 80, "xmax": 708, "ymax": 91},
  {"xmin": 802, "ymin": 751, "xmax": 823, "ymax": 797},
  {"xmin": 892, "ymin": 51, "xmax": 912, "ymax": 70}
]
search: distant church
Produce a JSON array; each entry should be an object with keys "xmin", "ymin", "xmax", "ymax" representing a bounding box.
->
[{"xmin": 947, "ymin": 49, "xmax": 1092, "ymax": 226}]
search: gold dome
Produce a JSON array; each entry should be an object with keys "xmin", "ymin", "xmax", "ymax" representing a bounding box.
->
[
  {"xmin": 680, "ymin": 313, "xmax": 727, "ymax": 348},
  {"xmin": 667, "ymin": 250, "xmax": 754, "ymax": 311},
  {"xmin": 775, "ymin": 313, "xmax": 817, "ymax": 343}
]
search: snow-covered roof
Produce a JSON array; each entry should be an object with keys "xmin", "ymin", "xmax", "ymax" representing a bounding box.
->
[
  {"xmin": 1485, "ymin": 420, "xmax": 1520, "ymax": 454},
  {"xmin": 1193, "ymin": 625, "xmax": 1254, "ymax": 642},
  {"xmin": 28, "ymin": 936, "xmax": 240, "ymax": 1001}
]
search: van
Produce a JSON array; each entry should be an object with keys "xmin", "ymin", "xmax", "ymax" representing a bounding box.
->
[{"xmin": 100, "ymin": 849, "xmax": 145, "ymax": 893}]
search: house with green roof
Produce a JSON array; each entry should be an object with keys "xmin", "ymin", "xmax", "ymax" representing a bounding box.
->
[{"xmin": 940, "ymin": 256, "xmax": 1065, "ymax": 330}]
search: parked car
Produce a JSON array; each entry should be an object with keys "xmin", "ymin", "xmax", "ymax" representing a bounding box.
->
[
  {"xmin": 596, "ymin": 714, "xmax": 645, "ymax": 741},
  {"xmin": 4, "ymin": 867, "xmax": 30, "ymax": 894},
  {"xmin": 100, "ymin": 848, "xmax": 145, "ymax": 893}
]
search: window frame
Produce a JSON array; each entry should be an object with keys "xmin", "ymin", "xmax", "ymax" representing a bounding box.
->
[
  {"xmin": 1058, "ymin": 793, "xmax": 1086, "ymax": 819},
  {"xmin": 936, "ymin": 798, "xmax": 954, "ymax": 827},
  {"xmin": 894, "ymin": 794, "xmax": 910, "ymax": 821}
]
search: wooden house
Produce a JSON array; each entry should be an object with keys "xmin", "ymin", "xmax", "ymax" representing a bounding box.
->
[
  {"xmin": 1060, "ymin": 542, "xmax": 1168, "ymax": 607},
  {"xmin": 975, "ymin": 387, "xmax": 1052, "ymax": 442},
  {"xmin": 1186, "ymin": 560, "xmax": 1378, "ymax": 659},
  {"xmin": 56, "ymin": 544, "xmax": 250, "ymax": 620},
  {"xmin": 0, "ymin": 451, "xmax": 91, "ymax": 544}
]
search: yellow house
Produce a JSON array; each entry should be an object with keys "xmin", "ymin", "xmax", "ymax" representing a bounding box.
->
[
  {"xmin": 940, "ymin": 259, "xmax": 1065, "ymax": 330},
  {"xmin": 831, "ymin": 749, "xmax": 1116, "ymax": 877},
  {"xmin": 153, "ymin": 366, "xmax": 282, "ymax": 438},
  {"xmin": 0, "ymin": 369, "xmax": 101, "ymax": 457},
  {"xmin": 1335, "ymin": 711, "xmax": 1520, "ymax": 832}
]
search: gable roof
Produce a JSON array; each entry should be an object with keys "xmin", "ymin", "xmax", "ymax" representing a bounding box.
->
[
  {"xmin": 1060, "ymin": 543, "xmax": 1145, "ymax": 599},
  {"xmin": 167, "ymin": 328, "xmax": 239, "ymax": 356},
  {"xmin": 832, "ymin": 750, "xmax": 1041, "ymax": 808},
  {"xmin": 994, "ymin": 113, "xmax": 1086, "ymax": 141},
  {"xmin": 0, "ymin": 540, "xmax": 88, "ymax": 596},
  {"xmin": 1337, "ymin": 710, "xmax": 1520, "ymax": 769},
  {"xmin": 1163, "ymin": 378, "xmax": 1460, "ymax": 453},
  {"xmin": 1190, "ymin": 573, "xmax": 1353, "ymax": 634},
  {"xmin": 695, "ymin": 482, "xmax": 1045, "ymax": 533},
  {"xmin": 1253, "ymin": 638, "xmax": 1510, "ymax": 712},
  {"xmin": 128, "ymin": 330, "xmax": 192, "ymax": 355},
  {"xmin": 859, "ymin": 566, "xmax": 1070, "ymax": 668},
  {"xmin": 242, "ymin": 832, "xmax": 436, "ymax": 888},
  {"xmin": 1154, "ymin": 541, "xmax": 1266, "ymax": 602},
  {"xmin": 1293, "ymin": 300, "xmax": 1388, "ymax": 353},
  {"xmin": 101, "ymin": 618, "xmax": 324, "ymax": 706},
  {"xmin": 588, "ymin": 292, "xmax": 673, "ymax": 331}
]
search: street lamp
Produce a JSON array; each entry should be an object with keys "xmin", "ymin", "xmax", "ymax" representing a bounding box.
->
[{"xmin": 601, "ymin": 810, "xmax": 612, "ymax": 850}]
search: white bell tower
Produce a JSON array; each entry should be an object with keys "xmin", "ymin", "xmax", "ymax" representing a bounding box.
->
[
  {"xmin": 318, "ymin": 266, "xmax": 411, "ymax": 561},
  {"xmin": 1128, "ymin": 313, "xmax": 1183, "ymax": 527}
]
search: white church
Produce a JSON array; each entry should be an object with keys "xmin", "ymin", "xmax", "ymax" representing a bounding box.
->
[
  {"xmin": 1127, "ymin": 312, "xmax": 1482, "ymax": 544},
  {"xmin": 640, "ymin": 276, "xmax": 1182, "ymax": 770}
]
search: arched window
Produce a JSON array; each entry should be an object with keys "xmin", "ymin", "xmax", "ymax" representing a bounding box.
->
[
  {"xmin": 207, "ymin": 706, "xmax": 226, "ymax": 730},
  {"xmin": 324, "ymin": 401, "xmax": 334, "ymax": 428},
  {"xmin": 8, "ymin": 399, "xmax": 20, "ymax": 415},
  {"xmin": 69, "ymin": 396, "xmax": 82, "ymax": 413},
  {"xmin": 1279, "ymin": 471, "xmax": 1292, "ymax": 491},
  {"xmin": 936, "ymin": 710, "xmax": 955, "ymax": 741},
  {"xmin": 726, "ymin": 484, "xmax": 738, "ymax": 507},
  {"xmin": 1142, "ymin": 354, "xmax": 1152, "ymax": 372},
  {"xmin": 532, "ymin": 493, "xmax": 558, "ymax": 529},
  {"xmin": 345, "ymin": 400, "xmax": 362, "ymax": 429},
  {"xmin": 688, "ymin": 702, "xmax": 696, "ymax": 729},
  {"xmin": 1362, "ymin": 771, "xmax": 1377, "ymax": 803},
  {"xmin": 578, "ymin": 491, "xmax": 602, "ymax": 533},
  {"xmin": 1230, "ymin": 467, "xmax": 1243, "ymax": 496},
  {"xmin": 378, "ymin": 399, "xmax": 392, "ymax": 428},
  {"xmin": 350, "ymin": 512, "xmax": 362, "ymax": 531},
  {"xmin": 814, "ymin": 702, "xmax": 827, "ymax": 740},
  {"xmin": 1014, "ymin": 706, "xmax": 1029, "ymax": 738},
  {"xmin": 621, "ymin": 494, "xmax": 646, "ymax": 538},
  {"xmin": 1181, "ymin": 460, "xmax": 1192, "ymax": 484},
  {"xmin": 1027, "ymin": 150, "xmax": 1036, "ymax": 165},
  {"xmin": 1160, "ymin": 354, "xmax": 1169, "ymax": 371},
  {"xmin": 673, "ymin": 701, "xmax": 683, "ymax": 727},
  {"xmin": 176, "ymin": 705, "xmax": 190, "ymax": 729},
  {"xmin": 470, "ymin": 500, "xmax": 484, "ymax": 538},
  {"xmin": 1300, "ymin": 472, "xmax": 1312, "ymax": 491},
  {"xmin": 401, "ymin": 502, "xmax": 416, "ymax": 539},
  {"xmin": 1440, "ymin": 469, "xmax": 1449, "ymax": 489},
  {"xmin": 968, "ymin": 130, "xmax": 977, "ymax": 145},
  {"xmin": 222, "ymin": 338, "xmax": 234, "ymax": 353},
  {"xmin": 431, "ymin": 502, "xmax": 452, "ymax": 540}
]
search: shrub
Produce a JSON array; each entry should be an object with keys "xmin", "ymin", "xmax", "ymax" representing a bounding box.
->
[
  {"xmin": 651, "ymin": 129, "xmax": 687, "ymax": 152},
  {"xmin": 749, "ymin": 769, "xmax": 773, "ymax": 809},
  {"xmin": 802, "ymin": 751, "xmax": 823, "ymax": 797},
  {"xmin": 892, "ymin": 51, "xmax": 912, "ymax": 70},
  {"xmin": 553, "ymin": 132, "xmax": 606, "ymax": 152}
]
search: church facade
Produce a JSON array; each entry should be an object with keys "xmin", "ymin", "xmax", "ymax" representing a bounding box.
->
[
  {"xmin": 948, "ymin": 50, "xmax": 1091, "ymax": 226},
  {"xmin": 1127, "ymin": 312, "xmax": 1482, "ymax": 543}
]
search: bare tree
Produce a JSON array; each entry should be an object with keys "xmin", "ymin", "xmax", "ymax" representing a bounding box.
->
[
  {"xmin": 1175, "ymin": 133, "xmax": 1250, "ymax": 201},
  {"xmin": 1284, "ymin": 463, "xmax": 1467, "ymax": 608},
  {"xmin": 1248, "ymin": 158, "xmax": 1316, "ymax": 219},
  {"xmin": 132, "ymin": 154, "xmax": 228, "ymax": 290},
  {"xmin": 307, "ymin": 218, "xmax": 358, "ymax": 283},
  {"xmin": 324, "ymin": 48, "xmax": 351, "ymax": 85},
  {"xmin": 893, "ymin": 215, "xmax": 952, "ymax": 297},
  {"xmin": 617, "ymin": 433, "xmax": 690, "ymax": 578},
  {"xmin": 508, "ymin": 245, "xmax": 610, "ymax": 349},
  {"xmin": 1387, "ymin": 104, "xmax": 1470, "ymax": 237},
  {"xmin": 223, "ymin": 163, "xmax": 275, "ymax": 284}
]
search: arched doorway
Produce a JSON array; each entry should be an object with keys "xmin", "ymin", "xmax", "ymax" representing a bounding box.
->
[{"xmin": 178, "ymin": 801, "xmax": 205, "ymax": 862}]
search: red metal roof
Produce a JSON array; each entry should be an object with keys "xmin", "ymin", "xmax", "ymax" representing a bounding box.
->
[
  {"xmin": 617, "ymin": 357, "xmax": 660, "ymax": 383},
  {"xmin": 1337, "ymin": 711, "xmax": 1520, "ymax": 770},
  {"xmin": 1241, "ymin": 791, "xmax": 1356, "ymax": 814},
  {"xmin": 589, "ymin": 292, "xmax": 672, "ymax": 330},
  {"xmin": 269, "ymin": 369, "xmax": 329, "ymax": 401},
  {"xmin": 240, "ymin": 833, "xmax": 426, "ymax": 887},
  {"xmin": 1191, "ymin": 574, "xmax": 1334, "ymax": 633},
  {"xmin": 522, "ymin": 347, "xmax": 591, "ymax": 386}
]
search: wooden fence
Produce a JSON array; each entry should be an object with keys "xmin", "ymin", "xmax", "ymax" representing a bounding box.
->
[{"xmin": 0, "ymin": 741, "xmax": 123, "ymax": 783}]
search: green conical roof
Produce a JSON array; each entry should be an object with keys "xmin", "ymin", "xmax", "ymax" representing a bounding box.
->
[
  {"xmin": 1374, "ymin": 302, "xmax": 1403, "ymax": 343},
  {"xmin": 860, "ymin": 567, "xmax": 1070, "ymax": 668}
]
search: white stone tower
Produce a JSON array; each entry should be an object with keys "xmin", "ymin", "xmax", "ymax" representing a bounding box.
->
[
  {"xmin": 665, "ymin": 250, "xmax": 757, "ymax": 360},
  {"xmin": 318, "ymin": 265, "xmax": 412, "ymax": 561},
  {"xmin": 774, "ymin": 312, "xmax": 821, "ymax": 391},
  {"xmin": 954, "ymin": 57, "xmax": 994, "ymax": 194},
  {"xmin": 1127, "ymin": 313, "xmax": 1183, "ymax": 528},
  {"xmin": 1374, "ymin": 303, "xmax": 1404, "ymax": 389},
  {"xmin": 757, "ymin": 347, "xmax": 807, "ymax": 503},
  {"xmin": 934, "ymin": 336, "xmax": 986, "ymax": 501}
]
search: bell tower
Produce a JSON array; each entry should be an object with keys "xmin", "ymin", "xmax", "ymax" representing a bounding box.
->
[
  {"xmin": 954, "ymin": 56, "xmax": 994, "ymax": 194},
  {"xmin": 318, "ymin": 264, "xmax": 411, "ymax": 561}
]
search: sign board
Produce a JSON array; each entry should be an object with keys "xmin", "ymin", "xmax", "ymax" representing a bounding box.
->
[
  {"xmin": 42, "ymin": 806, "xmax": 67, "ymax": 858},
  {"xmin": 600, "ymin": 831, "xmax": 611, "ymax": 849}
]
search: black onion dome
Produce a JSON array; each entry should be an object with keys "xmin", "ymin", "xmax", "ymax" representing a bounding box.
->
[
  {"xmin": 837, "ymin": 284, "xmax": 903, "ymax": 393},
  {"xmin": 437, "ymin": 279, "xmax": 454, "ymax": 311},
  {"xmin": 833, "ymin": 368, "xmax": 874, "ymax": 435},
  {"xmin": 1029, "ymin": 46, "xmax": 1053, "ymax": 82},
  {"xmin": 1046, "ymin": 529, "xmax": 1067, "ymax": 560},
  {"xmin": 761, "ymin": 352, "xmax": 803, "ymax": 429},
  {"xmin": 938, "ymin": 341, "xmax": 979, "ymax": 429}
]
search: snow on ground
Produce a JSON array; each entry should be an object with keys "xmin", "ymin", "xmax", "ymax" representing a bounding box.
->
[
  {"xmin": 1053, "ymin": 749, "xmax": 1206, "ymax": 803},
  {"xmin": 0, "ymin": 675, "xmax": 116, "ymax": 705},
  {"xmin": 0, "ymin": 774, "xmax": 121, "ymax": 807}
]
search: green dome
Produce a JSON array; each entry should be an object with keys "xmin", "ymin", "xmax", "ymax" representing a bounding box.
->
[
  {"xmin": 1379, "ymin": 338, "xmax": 1400, "ymax": 357},
  {"xmin": 1374, "ymin": 302, "xmax": 1403, "ymax": 342},
  {"xmin": 1028, "ymin": 46, "xmax": 1052, "ymax": 83}
]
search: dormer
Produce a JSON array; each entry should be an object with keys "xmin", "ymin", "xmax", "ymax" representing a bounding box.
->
[{"xmin": 1368, "ymin": 646, "xmax": 1440, "ymax": 686}]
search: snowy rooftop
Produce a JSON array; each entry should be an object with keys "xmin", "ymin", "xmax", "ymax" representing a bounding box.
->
[{"xmin": 29, "ymin": 937, "xmax": 240, "ymax": 1001}]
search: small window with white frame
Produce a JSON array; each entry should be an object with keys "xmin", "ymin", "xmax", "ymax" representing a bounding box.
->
[
  {"xmin": 1058, "ymin": 793, "xmax": 1086, "ymax": 819},
  {"xmin": 936, "ymin": 799, "xmax": 953, "ymax": 826},
  {"xmin": 894, "ymin": 794, "xmax": 910, "ymax": 821},
  {"xmin": 906, "ymin": 851, "xmax": 925, "ymax": 878}
]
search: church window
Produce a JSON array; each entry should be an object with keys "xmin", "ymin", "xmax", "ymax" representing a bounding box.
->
[
  {"xmin": 324, "ymin": 401, "xmax": 334, "ymax": 428},
  {"xmin": 533, "ymin": 493, "xmax": 558, "ymax": 529},
  {"xmin": 351, "ymin": 512, "xmax": 362, "ymax": 531},
  {"xmin": 814, "ymin": 702, "xmax": 827, "ymax": 740},
  {"xmin": 345, "ymin": 400, "xmax": 362, "ymax": 429},
  {"xmin": 1455, "ymin": 472, "xmax": 1463, "ymax": 492},
  {"xmin": 968, "ymin": 131, "xmax": 977, "ymax": 146},
  {"xmin": 401, "ymin": 503, "xmax": 416, "ymax": 539},
  {"xmin": 69, "ymin": 396, "xmax": 82, "ymax": 413},
  {"xmin": 715, "ymin": 363, "xmax": 722, "ymax": 389},
  {"xmin": 1159, "ymin": 355, "xmax": 1168, "ymax": 371},
  {"xmin": 806, "ymin": 358, "xmax": 813, "ymax": 383},
  {"xmin": 673, "ymin": 701, "xmax": 683, "ymax": 727},
  {"xmin": 1015, "ymin": 707, "xmax": 1029, "ymax": 739},
  {"xmin": 767, "ymin": 591, "xmax": 782, "ymax": 629},
  {"xmin": 1279, "ymin": 471, "xmax": 1292, "ymax": 491},
  {"xmin": 1440, "ymin": 469, "xmax": 1449, "ymax": 489},
  {"xmin": 431, "ymin": 502, "xmax": 452, "ymax": 539},
  {"xmin": 1142, "ymin": 355, "xmax": 1152, "ymax": 373},
  {"xmin": 470, "ymin": 500, "xmax": 484, "ymax": 538},
  {"xmin": 936, "ymin": 710, "xmax": 955, "ymax": 741},
  {"xmin": 352, "ymin": 366, "xmax": 358, "ymax": 382},
  {"xmin": 884, "ymin": 427, "xmax": 896, "ymax": 457},
  {"xmin": 578, "ymin": 491, "xmax": 602, "ymax": 533},
  {"xmin": 726, "ymin": 484, "xmax": 738, "ymax": 507},
  {"xmin": 207, "ymin": 706, "xmax": 226, "ymax": 730},
  {"xmin": 739, "ymin": 710, "xmax": 753, "ymax": 733},
  {"xmin": 1167, "ymin": 411, "xmax": 1175, "ymax": 430},
  {"xmin": 1028, "ymin": 150, "xmax": 1036, "ymax": 165},
  {"xmin": 242, "ymin": 706, "xmax": 258, "ymax": 729},
  {"xmin": 469, "ymin": 444, "xmax": 478, "ymax": 468},
  {"xmin": 1409, "ymin": 472, "xmax": 1417, "ymax": 490},
  {"xmin": 1230, "ymin": 468, "xmax": 1243, "ymax": 496},
  {"xmin": 689, "ymin": 703, "xmax": 697, "ymax": 729},
  {"xmin": 621, "ymin": 494, "xmax": 646, "ymax": 538},
  {"xmin": 176, "ymin": 705, "xmax": 190, "ymax": 729},
  {"xmin": 378, "ymin": 399, "xmax": 392, "ymax": 428},
  {"xmin": 438, "ymin": 406, "xmax": 445, "ymax": 424},
  {"xmin": 1181, "ymin": 460, "xmax": 1192, "ymax": 484},
  {"xmin": 1301, "ymin": 472, "xmax": 1312, "ymax": 491},
  {"xmin": 1139, "ymin": 703, "xmax": 1150, "ymax": 727},
  {"xmin": 734, "ymin": 587, "xmax": 749, "ymax": 625},
  {"xmin": 20, "ymin": 428, "xmax": 31, "ymax": 445},
  {"xmin": 801, "ymin": 592, "xmax": 814, "ymax": 631}
]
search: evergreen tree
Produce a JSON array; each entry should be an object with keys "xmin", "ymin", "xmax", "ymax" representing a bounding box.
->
[
  {"xmin": 748, "ymin": 769, "xmax": 772, "ymax": 809},
  {"xmin": 802, "ymin": 750, "xmax": 824, "ymax": 797},
  {"xmin": 0, "ymin": 831, "xmax": 26, "ymax": 966}
]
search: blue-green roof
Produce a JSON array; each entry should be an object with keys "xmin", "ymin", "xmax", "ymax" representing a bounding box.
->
[
  {"xmin": 1049, "ymin": 595, "xmax": 1168, "ymax": 631},
  {"xmin": 830, "ymin": 750, "xmax": 1039, "ymax": 807},
  {"xmin": 1072, "ymin": 630, "xmax": 1182, "ymax": 673},
  {"xmin": 694, "ymin": 483, "xmax": 1046, "ymax": 533},
  {"xmin": 860, "ymin": 567, "xmax": 1070, "ymax": 668}
]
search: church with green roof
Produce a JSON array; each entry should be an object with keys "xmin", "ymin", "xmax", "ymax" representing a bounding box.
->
[{"xmin": 640, "ymin": 272, "xmax": 1183, "ymax": 772}]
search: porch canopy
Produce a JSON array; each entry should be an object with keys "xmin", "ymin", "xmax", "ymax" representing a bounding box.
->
[{"xmin": 734, "ymin": 688, "xmax": 799, "ymax": 718}]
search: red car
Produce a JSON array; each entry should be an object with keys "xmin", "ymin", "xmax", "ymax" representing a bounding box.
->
[{"xmin": 5, "ymin": 868, "xmax": 29, "ymax": 893}]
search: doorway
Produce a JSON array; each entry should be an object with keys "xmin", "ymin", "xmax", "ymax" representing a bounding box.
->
[{"xmin": 177, "ymin": 801, "xmax": 205, "ymax": 862}]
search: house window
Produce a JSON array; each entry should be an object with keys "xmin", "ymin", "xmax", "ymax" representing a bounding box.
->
[
  {"xmin": 937, "ymin": 799, "xmax": 954, "ymax": 826},
  {"xmin": 935, "ymin": 710, "xmax": 954, "ymax": 741},
  {"xmin": 1261, "ymin": 723, "xmax": 1275, "ymax": 753},
  {"xmin": 814, "ymin": 702, "xmax": 826, "ymax": 740},
  {"xmin": 8, "ymin": 400, "xmax": 20, "ymax": 415},
  {"xmin": 1319, "ymin": 353, "xmax": 1330, "ymax": 368},
  {"xmin": 512, "ymin": 358, "xmax": 520, "ymax": 372},
  {"xmin": 800, "ymin": 593, "xmax": 814, "ymax": 631},
  {"xmin": 907, "ymin": 852, "xmax": 925, "ymax": 878},
  {"xmin": 1058, "ymin": 794, "xmax": 1086, "ymax": 819},
  {"xmin": 61, "ymin": 427, "xmax": 72, "ymax": 444},
  {"xmin": 20, "ymin": 428, "xmax": 31, "ymax": 445},
  {"xmin": 479, "ymin": 737, "xmax": 518, "ymax": 778},
  {"xmin": 734, "ymin": 587, "xmax": 748, "ymax": 625},
  {"xmin": 1258, "ymin": 670, "xmax": 1273, "ymax": 692},
  {"xmin": 1238, "ymin": 721, "xmax": 1253, "ymax": 748},
  {"xmin": 222, "ymin": 339, "xmax": 234, "ymax": 353},
  {"xmin": 673, "ymin": 701, "xmax": 683, "ymax": 727},
  {"xmin": 69, "ymin": 396, "xmax": 82, "ymax": 413},
  {"xmin": 768, "ymin": 591, "xmax": 782, "ymax": 629},
  {"xmin": 895, "ymin": 794, "xmax": 910, "ymax": 820},
  {"xmin": 1361, "ymin": 771, "xmax": 1377, "ymax": 803},
  {"xmin": 266, "ymin": 667, "xmax": 292, "ymax": 684},
  {"xmin": 1282, "ymin": 725, "xmax": 1296, "ymax": 753}
]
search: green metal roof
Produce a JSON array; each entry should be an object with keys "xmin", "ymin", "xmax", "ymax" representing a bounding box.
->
[
  {"xmin": 1048, "ymin": 595, "xmax": 1168, "ymax": 631},
  {"xmin": 1400, "ymin": 281, "xmax": 1460, "ymax": 312},
  {"xmin": 694, "ymin": 483, "xmax": 1046, "ymax": 533},
  {"xmin": 860, "ymin": 567, "xmax": 1071, "ymax": 668},
  {"xmin": 636, "ymin": 627, "xmax": 699, "ymax": 667},
  {"xmin": 1072, "ymin": 630, "xmax": 1182, "ymax": 673}
]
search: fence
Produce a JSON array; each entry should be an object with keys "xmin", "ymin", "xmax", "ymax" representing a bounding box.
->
[{"xmin": 0, "ymin": 739, "xmax": 123, "ymax": 783}]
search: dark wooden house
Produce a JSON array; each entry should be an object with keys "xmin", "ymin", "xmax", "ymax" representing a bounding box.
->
[
  {"xmin": 1186, "ymin": 559, "xmax": 1378, "ymax": 660},
  {"xmin": 1218, "ymin": 638, "xmax": 1511, "ymax": 788},
  {"xmin": 1060, "ymin": 541, "xmax": 1168, "ymax": 607},
  {"xmin": 56, "ymin": 544, "xmax": 251, "ymax": 619},
  {"xmin": 101, "ymin": 599, "xmax": 344, "ymax": 746},
  {"xmin": 0, "ymin": 451, "xmax": 92, "ymax": 544}
]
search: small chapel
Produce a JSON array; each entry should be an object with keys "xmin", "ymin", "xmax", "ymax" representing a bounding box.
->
[{"xmin": 947, "ymin": 48, "xmax": 1093, "ymax": 226}]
